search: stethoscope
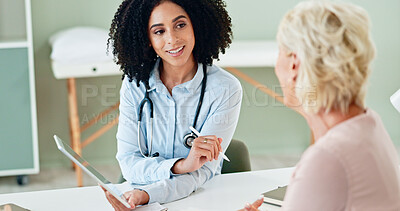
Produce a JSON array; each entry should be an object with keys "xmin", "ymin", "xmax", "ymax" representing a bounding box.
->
[{"xmin": 137, "ymin": 64, "xmax": 207, "ymax": 158}]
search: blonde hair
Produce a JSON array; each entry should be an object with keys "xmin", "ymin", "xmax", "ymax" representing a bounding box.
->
[{"xmin": 277, "ymin": 1, "xmax": 375, "ymax": 114}]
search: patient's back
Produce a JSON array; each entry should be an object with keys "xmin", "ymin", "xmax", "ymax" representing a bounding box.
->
[{"xmin": 283, "ymin": 109, "xmax": 400, "ymax": 211}]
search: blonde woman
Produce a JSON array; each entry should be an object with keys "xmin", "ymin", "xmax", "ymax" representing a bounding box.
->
[{"xmin": 243, "ymin": 1, "xmax": 400, "ymax": 210}]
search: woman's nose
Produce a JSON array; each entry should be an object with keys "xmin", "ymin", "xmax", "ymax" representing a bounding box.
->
[{"xmin": 166, "ymin": 31, "xmax": 178, "ymax": 44}]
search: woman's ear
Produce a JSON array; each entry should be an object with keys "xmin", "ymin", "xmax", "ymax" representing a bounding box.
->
[{"xmin": 290, "ymin": 53, "xmax": 300, "ymax": 82}]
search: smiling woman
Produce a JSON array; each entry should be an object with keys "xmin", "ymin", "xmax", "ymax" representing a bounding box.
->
[
  {"xmin": 108, "ymin": 0, "xmax": 232, "ymax": 87},
  {"xmin": 147, "ymin": 2, "xmax": 196, "ymax": 93},
  {"xmin": 105, "ymin": 0, "xmax": 242, "ymax": 210}
]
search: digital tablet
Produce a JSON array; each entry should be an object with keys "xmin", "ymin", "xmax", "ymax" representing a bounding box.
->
[
  {"xmin": 53, "ymin": 135, "xmax": 131, "ymax": 208},
  {"xmin": 262, "ymin": 185, "xmax": 287, "ymax": 207}
]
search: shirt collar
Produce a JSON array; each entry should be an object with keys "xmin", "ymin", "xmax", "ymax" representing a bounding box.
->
[
  {"xmin": 148, "ymin": 59, "xmax": 164, "ymax": 93},
  {"xmin": 148, "ymin": 58, "xmax": 205, "ymax": 95}
]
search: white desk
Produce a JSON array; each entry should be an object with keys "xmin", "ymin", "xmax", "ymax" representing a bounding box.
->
[{"xmin": 0, "ymin": 168, "xmax": 293, "ymax": 211}]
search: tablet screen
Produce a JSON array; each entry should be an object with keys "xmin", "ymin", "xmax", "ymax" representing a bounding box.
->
[{"xmin": 53, "ymin": 135, "xmax": 130, "ymax": 208}]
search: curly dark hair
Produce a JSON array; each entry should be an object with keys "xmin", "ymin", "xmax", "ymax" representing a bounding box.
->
[{"xmin": 108, "ymin": 0, "xmax": 232, "ymax": 87}]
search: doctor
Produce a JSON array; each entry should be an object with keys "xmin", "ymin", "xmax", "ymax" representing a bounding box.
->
[{"xmin": 103, "ymin": 0, "xmax": 242, "ymax": 209}]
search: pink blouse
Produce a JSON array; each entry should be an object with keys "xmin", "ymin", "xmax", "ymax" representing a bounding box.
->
[{"xmin": 283, "ymin": 109, "xmax": 400, "ymax": 211}]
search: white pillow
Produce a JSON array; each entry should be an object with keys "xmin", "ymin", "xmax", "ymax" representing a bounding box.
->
[{"xmin": 49, "ymin": 27, "xmax": 114, "ymax": 65}]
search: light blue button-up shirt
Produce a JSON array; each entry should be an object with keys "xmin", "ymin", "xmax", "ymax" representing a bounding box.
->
[{"xmin": 116, "ymin": 59, "xmax": 242, "ymax": 204}]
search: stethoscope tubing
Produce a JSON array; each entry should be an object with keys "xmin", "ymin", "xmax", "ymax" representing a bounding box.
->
[
  {"xmin": 137, "ymin": 87, "xmax": 154, "ymax": 157},
  {"xmin": 138, "ymin": 64, "xmax": 207, "ymax": 157}
]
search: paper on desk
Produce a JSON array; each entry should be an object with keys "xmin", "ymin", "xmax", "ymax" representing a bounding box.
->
[{"xmin": 135, "ymin": 202, "xmax": 167, "ymax": 211}]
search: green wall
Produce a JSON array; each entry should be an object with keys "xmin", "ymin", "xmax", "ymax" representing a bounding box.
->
[
  {"xmin": 31, "ymin": 0, "xmax": 122, "ymax": 167},
  {"xmin": 226, "ymin": 0, "xmax": 400, "ymax": 154},
  {"xmin": 31, "ymin": 0, "xmax": 400, "ymax": 168}
]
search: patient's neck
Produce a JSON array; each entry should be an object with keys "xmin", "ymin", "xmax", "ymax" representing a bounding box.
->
[{"xmin": 306, "ymin": 104, "xmax": 365, "ymax": 142}]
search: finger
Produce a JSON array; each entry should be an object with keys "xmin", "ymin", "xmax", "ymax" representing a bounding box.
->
[
  {"xmin": 199, "ymin": 135, "xmax": 217, "ymax": 143},
  {"xmin": 103, "ymin": 191, "xmax": 114, "ymax": 204},
  {"xmin": 218, "ymin": 138, "xmax": 223, "ymax": 152},
  {"xmin": 127, "ymin": 195, "xmax": 136, "ymax": 209},
  {"xmin": 201, "ymin": 148, "xmax": 212, "ymax": 162},
  {"xmin": 104, "ymin": 190, "xmax": 120, "ymax": 210},
  {"xmin": 199, "ymin": 136, "xmax": 218, "ymax": 145},
  {"xmin": 206, "ymin": 135, "xmax": 218, "ymax": 140},
  {"xmin": 123, "ymin": 191, "xmax": 131, "ymax": 199},
  {"xmin": 204, "ymin": 136, "xmax": 219, "ymax": 160},
  {"xmin": 194, "ymin": 139, "xmax": 215, "ymax": 160},
  {"xmin": 99, "ymin": 185, "xmax": 107, "ymax": 192},
  {"xmin": 201, "ymin": 135, "xmax": 217, "ymax": 144},
  {"xmin": 194, "ymin": 147, "xmax": 212, "ymax": 162},
  {"xmin": 244, "ymin": 202, "xmax": 252, "ymax": 211},
  {"xmin": 203, "ymin": 136, "xmax": 222, "ymax": 154},
  {"xmin": 252, "ymin": 196, "xmax": 264, "ymax": 208},
  {"xmin": 105, "ymin": 189, "xmax": 130, "ymax": 211},
  {"xmin": 244, "ymin": 202, "xmax": 259, "ymax": 211},
  {"xmin": 195, "ymin": 142, "xmax": 214, "ymax": 161},
  {"xmin": 199, "ymin": 137, "xmax": 219, "ymax": 160},
  {"xmin": 122, "ymin": 191, "xmax": 136, "ymax": 209},
  {"xmin": 213, "ymin": 138, "xmax": 219, "ymax": 160},
  {"xmin": 108, "ymin": 192, "xmax": 126, "ymax": 211}
]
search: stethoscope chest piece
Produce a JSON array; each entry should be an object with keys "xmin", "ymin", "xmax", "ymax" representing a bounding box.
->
[
  {"xmin": 137, "ymin": 64, "xmax": 207, "ymax": 157},
  {"xmin": 183, "ymin": 132, "xmax": 197, "ymax": 148}
]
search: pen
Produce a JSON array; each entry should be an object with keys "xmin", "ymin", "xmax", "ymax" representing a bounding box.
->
[{"xmin": 189, "ymin": 126, "xmax": 230, "ymax": 162}]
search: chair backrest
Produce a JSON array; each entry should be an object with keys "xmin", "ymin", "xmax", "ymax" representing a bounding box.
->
[{"xmin": 221, "ymin": 139, "xmax": 251, "ymax": 174}]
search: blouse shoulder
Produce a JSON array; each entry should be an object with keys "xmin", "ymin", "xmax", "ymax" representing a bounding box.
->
[
  {"xmin": 206, "ymin": 64, "xmax": 242, "ymax": 93},
  {"xmin": 284, "ymin": 145, "xmax": 348, "ymax": 211}
]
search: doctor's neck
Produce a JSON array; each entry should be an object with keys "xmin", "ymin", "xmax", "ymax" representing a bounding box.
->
[{"xmin": 159, "ymin": 57, "xmax": 197, "ymax": 91}]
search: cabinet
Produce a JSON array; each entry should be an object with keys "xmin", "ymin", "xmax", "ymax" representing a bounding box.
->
[{"xmin": 0, "ymin": 0, "xmax": 39, "ymax": 183}]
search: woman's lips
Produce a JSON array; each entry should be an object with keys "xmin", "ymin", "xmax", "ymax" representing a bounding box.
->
[{"xmin": 166, "ymin": 46, "xmax": 185, "ymax": 57}]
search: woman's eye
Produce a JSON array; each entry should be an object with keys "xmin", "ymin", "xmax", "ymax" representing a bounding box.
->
[
  {"xmin": 154, "ymin": 30, "xmax": 164, "ymax": 35},
  {"xmin": 177, "ymin": 23, "xmax": 186, "ymax": 29}
]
